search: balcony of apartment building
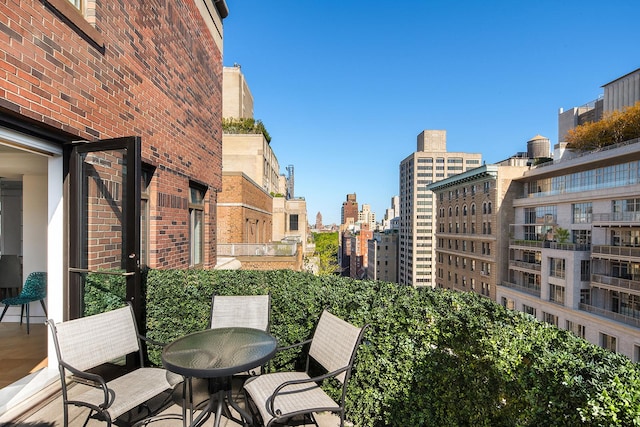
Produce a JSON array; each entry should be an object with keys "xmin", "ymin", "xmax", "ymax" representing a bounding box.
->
[
  {"xmin": 579, "ymin": 285, "xmax": 640, "ymax": 329},
  {"xmin": 501, "ymin": 270, "xmax": 541, "ymax": 297},
  {"xmin": 509, "ymin": 224, "xmax": 591, "ymax": 252},
  {"xmin": 217, "ymin": 241, "xmax": 302, "ymax": 271}
]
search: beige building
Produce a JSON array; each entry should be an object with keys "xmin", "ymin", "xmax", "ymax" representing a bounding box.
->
[
  {"xmin": 223, "ymin": 64, "xmax": 254, "ymax": 119},
  {"xmin": 220, "ymin": 65, "xmax": 310, "ymax": 260},
  {"xmin": 428, "ymin": 159, "xmax": 529, "ymax": 300},
  {"xmin": 222, "ymin": 133, "xmax": 281, "ymax": 195},
  {"xmin": 399, "ymin": 130, "xmax": 482, "ymax": 287},
  {"xmin": 499, "ymin": 138, "xmax": 640, "ymax": 360},
  {"xmin": 367, "ymin": 230, "xmax": 399, "ymax": 283}
]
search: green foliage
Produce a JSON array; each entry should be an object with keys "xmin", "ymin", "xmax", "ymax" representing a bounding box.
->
[
  {"xmin": 222, "ymin": 117, "xmax": 272, "ymax": 142},
  {"xmin": 312, "ymin": 231, "xmax": 340, "ymax": 275},
  {"xmin": 83, "ymin": 271, "xmax": 127, "ymax": 316},
  {"xmin": 555, "ymin": 226, "xmax": 570, "ymax": 244},
  {"xmin": 145, "ymin": 270, "xmax": 640, "ymax": 426},
  {"xmin": 567, "ymin": 102, "xmax": 640, "ymax": 150}
]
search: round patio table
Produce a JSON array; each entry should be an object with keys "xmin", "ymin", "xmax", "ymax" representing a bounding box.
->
[{"xmin": 162, "ymin": 327, "xmax": 277, "ymax": 427}]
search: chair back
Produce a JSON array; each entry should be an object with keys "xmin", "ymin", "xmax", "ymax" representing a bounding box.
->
[
  {"xmin": 20, "ymin": 271, "xmax": 47, "ymax": 300},
  {"xmin": 210, "ymin": 294, "xmax": 270, "ymax": 331},
  {"xmin": 308, "ymin": 310, "xmax": 366, "ymax": 383},
  {"xmin": 50, "ymin": 304, "xmax": 140, "ymax": 372}
]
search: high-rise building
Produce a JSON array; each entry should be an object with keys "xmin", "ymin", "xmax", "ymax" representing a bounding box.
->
[
  {"xmin": 341, "ymin": 193, "xmax": 358, "ymax": 226},
  {"xmin": 398, "ymin": 130, "xmax": 482, "ymax": 287}
]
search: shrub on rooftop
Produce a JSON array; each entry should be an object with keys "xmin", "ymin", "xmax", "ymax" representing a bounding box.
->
[{"xmin": 145, "ymin": 269, "xmax": 640, "ymax": 426}]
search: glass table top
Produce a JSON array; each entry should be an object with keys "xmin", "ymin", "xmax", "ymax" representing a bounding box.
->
[{"xmin": 162, "ymin": 327, "xmax": 277, "ymax": 378}]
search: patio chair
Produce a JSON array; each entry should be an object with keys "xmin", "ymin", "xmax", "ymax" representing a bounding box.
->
[
  {"xmin": 0, "ymin": 271, "xmax": 47, "ymax": 334},
  {"xmin": 177, "ymin": 294, "xmax": 271, "ymax": 425},
  {"xmin": 243, "ymin": 310, "xmax": 369, "ymax": 427}
]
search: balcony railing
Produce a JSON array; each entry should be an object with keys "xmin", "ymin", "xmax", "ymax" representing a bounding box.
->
[
  {"xmin": 591, "ymin": 273, "xmax": 640, "ymax": 293},
  {"xmin": 592, "ymin": 245, "xmax": 640, "ymax": 259},
  {"xmin": 217, "ymin": 242, "xmax": 297, "ymax": 257},
  {"xmin": 579, "ymin": 303, "xmax": 640, "ymax": 328},
  {"xmin": 509, "ymin": 260, "xmax": 541, "ymax": 271},
  {"xmin": 593, "ymin": 212, "xmax": 640, "ymax": 224},
  {"xmin": 510, "ymin": 240, "xmax": 590, "ymax": 251},
  {"xmin": 501, "ymin": 280, "xmax": 541, "ymax": 297}
]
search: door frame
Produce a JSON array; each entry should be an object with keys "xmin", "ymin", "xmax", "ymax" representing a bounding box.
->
[{"xmin": 66, "ymin": 136, "xmax": 142, "ymax": 325}]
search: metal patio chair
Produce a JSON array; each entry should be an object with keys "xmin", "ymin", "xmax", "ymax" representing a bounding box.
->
[
  {"xmin": 243, "ymin": 310, "xmax": 369, "ymax": 427},
  {"xmin": 0, "ymin": 271, "xmax": 47, "ymax": 334},
  {"xmin": 178, "ymin": 294, "xmax": 271, "ymax": 426}
]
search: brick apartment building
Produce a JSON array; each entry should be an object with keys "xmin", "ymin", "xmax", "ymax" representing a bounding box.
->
[{"xmin": 0, "ymin": 0, "xmax": 229, "ymax": 413}]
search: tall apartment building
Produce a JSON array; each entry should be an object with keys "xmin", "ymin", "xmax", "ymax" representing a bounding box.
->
[
  {"xmin": 341, "ymin": 193, "xmax": 359, "ymax": 226},
  {"xmin": 382, "ymin": 196, "xmax": 400, "ymax": 230},
  {"xmin": 498, "ymin": 68, "xmax": 640, "ymax": 360},
  {"xmin": 339, "ymin": 193, "xmax": 359, "ymax": 275},
  {"xmin": 349, "ymin": 223, "xmax": 373, "ymax": 279},
  {"xmin": 399, "ymin": 130, "xmax": 482, "ymax": 287},
  {"xmin": 367, "ymin": 230, "xmax": 399, "ymax": 282},
  {"xmin": 428, "ymin": 157, "xmax": 530, "ymax": 300}
]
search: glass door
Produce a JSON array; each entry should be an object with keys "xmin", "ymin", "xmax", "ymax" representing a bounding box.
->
[{"xmin": 67, "ymin": 136, "xmax": 141, "ymax": 326}]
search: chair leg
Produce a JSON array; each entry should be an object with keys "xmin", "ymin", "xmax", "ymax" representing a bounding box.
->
[
  {"xmin": 40, "ymin": 299, "xmax": 48, "ymax": 317},
  {"xmin": 20, "ymin": 304, "xmax": 24, "ymax": 325},
  {"xmin": 26, "ymin": 303, "xmax": 30, "ymax": 334},
  {"xmin": 0, "ymin": 304, "xmax": 8, "ymax": 322}
]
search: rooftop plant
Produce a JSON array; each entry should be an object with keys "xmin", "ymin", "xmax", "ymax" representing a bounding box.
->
[
  {"xmin": 566, "ymin": 101, "xmax": 640, "ymax": 150},
  {"xmin": 222, "ymin": 117, "xmax": 272, "ymax": 143}
]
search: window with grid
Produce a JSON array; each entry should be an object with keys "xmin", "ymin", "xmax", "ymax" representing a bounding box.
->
[
  {"xmin": 549, "ymin": 257, "xmax": 566, "ymax": 279},
  {"xmin": 549, "ymin": 283, "xmax": 565, "ymax": 304}
]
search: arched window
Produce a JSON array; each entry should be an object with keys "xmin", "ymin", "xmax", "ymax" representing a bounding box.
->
[
  {"xmin": 448, "ymin": 207, "xmax": 453, "ymax": 217},
  {"xmin": 483, "ymin": 202, "xmax": 487, "ymax": 214},
  {"xmin": 463, "ymin": 205, "xmax": 468, "ymax": 216},
  {"xmin": 455, "ymin": 206, "xmax": 459, "ymax": 216},
  {"xmin": 471, "ymin": 204, "xmax": 476, "ymax": 215},
  {"xmin": 488, "ymin": 202, "xmax": 492, "ymax": 214}
]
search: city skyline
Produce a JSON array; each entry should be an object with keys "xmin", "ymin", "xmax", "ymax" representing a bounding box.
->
[{"xmin": 223, "ymin": 0, "xmax": 640, "ymax": 225}]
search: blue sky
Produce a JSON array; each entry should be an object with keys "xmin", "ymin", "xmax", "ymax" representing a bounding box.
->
[{"xmin": 222, "ymin": 1, "xmax": 640, "ymax": 225}]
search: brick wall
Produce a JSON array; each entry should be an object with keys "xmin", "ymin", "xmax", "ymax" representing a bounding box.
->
[
  {"xmin": 0, "ymin": 0, "xmax": 223, "ymax": 268},
  {"xmin": 218, "ymin": 172, "xmax": 273, "ymax": 244}
]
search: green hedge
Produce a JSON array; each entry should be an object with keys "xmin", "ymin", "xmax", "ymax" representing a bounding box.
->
[{"xmin": 145, "ymin": 269, "xmax": 640, "ymax": 426}]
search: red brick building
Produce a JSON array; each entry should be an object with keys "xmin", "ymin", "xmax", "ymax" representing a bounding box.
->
[{"xmin": 0, "ymin": 0, "xmax": 228, "ymax": 410}]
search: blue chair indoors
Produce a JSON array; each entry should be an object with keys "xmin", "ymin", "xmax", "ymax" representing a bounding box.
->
[{"xmin": 0, "ymin": 271, "xmax": 47, "ymax": 334}]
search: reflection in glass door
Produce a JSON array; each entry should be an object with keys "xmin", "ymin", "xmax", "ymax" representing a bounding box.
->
[{"xmin": 68, "ymin": 137, "xmax": 141, "ymax": 324}]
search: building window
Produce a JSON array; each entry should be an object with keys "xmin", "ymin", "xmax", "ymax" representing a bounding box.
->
[
  {"xmin": 581, "ymin": 260, "xmax": 590, "ymax": 281},
  {"xmin": 600, "ymin": 333, "xmax": 617, "ymax": 352},
  {"xmin": 501, "ymin": 297, "xmax": 514, "ymax": 309},
  {"xmin": 543, "ymin": 312, "xmax": 558, "ymax": 327},
  {"xmin": 566, "ymin": 320, "xmax": 585, "ymax": 339},
  {"xmin": 549, "ymin": 257, "xmax": 566, "ymax": 279},
  {"xmin": 140, "ymin": 166, "xmax": 154, "ymax": 268},
  {"xmin": 523, "ymin": 304, "xmax": 537, "ymax": 318},
  {"xmin": 549, "ymin": 284, "xmax": 565, "ymax": 305},
  {"xmin": 289, "ymin": 214, "xmax": 299, "ymax": 231},
  {"xmin": 572, "ymin": 202, "xmax": 593, "ymax": 223},
  {"xmin": 189, "ymin": 184, "xmax": 206, "ymax": 267},
  {"xmin": 68, "ymin": 0, "xmax": 82, "ymax": 8}
]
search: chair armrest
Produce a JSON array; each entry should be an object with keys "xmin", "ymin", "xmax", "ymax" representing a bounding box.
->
[
  {"xmin": 267, "ymin": 366, "xmax": 349, "ymax": 416},
  {"xmin": 275, "ymin": 338, "xmax": 312, "ymax": 352},
  {"xmin": 138, "ymin": 333, "xmax": 166, "ymax": 348},
  {"xmin": 60, "ymin": 360, "xmax": 111, "ymax": 409}
]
